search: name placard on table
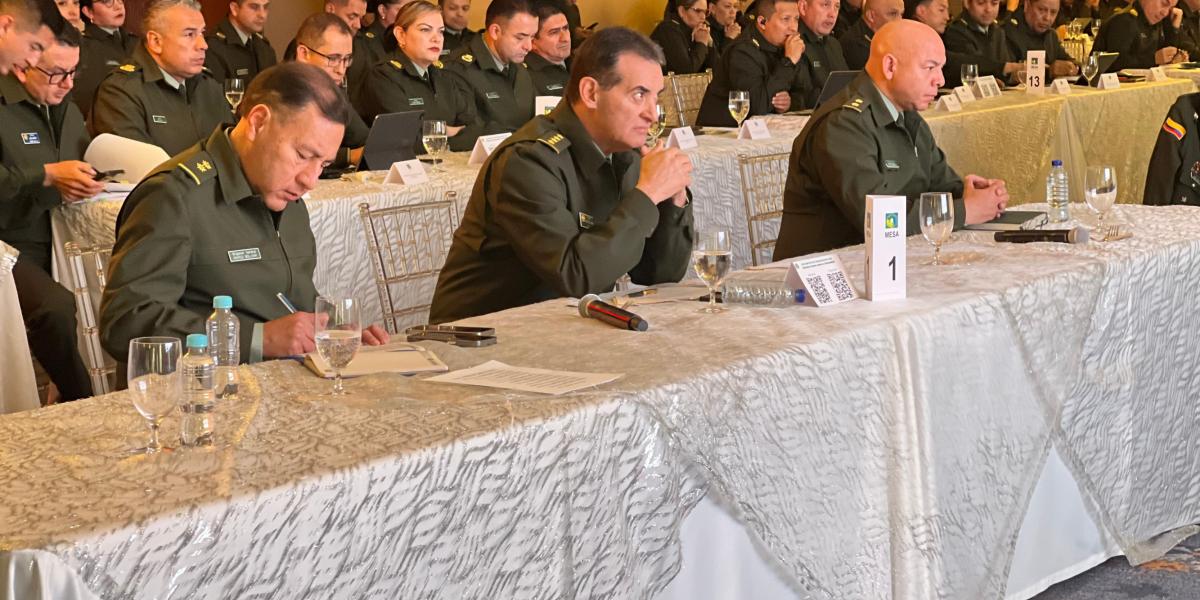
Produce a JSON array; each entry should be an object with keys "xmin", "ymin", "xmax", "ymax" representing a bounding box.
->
[
  {"xmin": 737, "ymin": 118, "xmax": 771, "ymax": 140},
  {"xmin": 1098, "ymin": 72, "xmax": 1120, "ymax": 90},
  {"xmin": 1025, "ymin": 50, "xmax": 1046, "ymax": 95},
  {"xmin": 864, "ymin": 195, "xmax": 906, "ymax": 301},
  {"xmin": 784, "ymin": 254, "xmax": 858, "ymax": 307},
  {"xmin": 936, "ymin": 94, "xmax": 963, "ymax": 112},
  {"xmin": 954, "ymin": 85, "xmax": 977, "ymax": 104},
  {"xmin": 383, "ymin": 159, "xmax": 428, "ymax": 185},
  {"xmin": 468, "ymin": 132, "xmax": 512, "ymax": 165},
  {"xmin": 973, "ymin": 76, "xmax": 1003, "ymax": 99},
  {"xmin": 666, "ymin": 126, "xmax": 698, "ymax": 150},
  {"xmin": 1051, "ymin": 78, "xmax": 1072, "ymax": 94}
]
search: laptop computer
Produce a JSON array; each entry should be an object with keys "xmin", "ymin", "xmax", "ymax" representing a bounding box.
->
[
  {"xmin": 816, "ymin": 70, "xmax": 862, "ymax": 107},
  {"xmin": 363, "ymin": 110, "xmax": 424, "ymax": 171},
  {"xmin": 1092, "ymin": 52, "xmax": 1120, "ymax": 79}
]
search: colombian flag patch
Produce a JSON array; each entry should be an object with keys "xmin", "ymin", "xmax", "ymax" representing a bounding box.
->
[{"xmin": 1163, "ymin": 117, "xmax": 1186, "ymax": 141}]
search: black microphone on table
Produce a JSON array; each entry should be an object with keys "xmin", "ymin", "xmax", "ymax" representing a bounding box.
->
[
  {"xmin": 994, "ymin": 227, "xmax": 1089, "ymax": 244},
  {"xmin": 578, "ymin": 294, "xmax": 649, "ymax": 332}
]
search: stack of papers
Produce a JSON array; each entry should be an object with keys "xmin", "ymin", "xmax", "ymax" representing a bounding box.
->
[
  {"xmin": 305, "ymin": 342, "xmax": 448, "ymax": 378},
  {"xmin": 427, "ymin": 360, "xmax": 622, "ymax": 395}
]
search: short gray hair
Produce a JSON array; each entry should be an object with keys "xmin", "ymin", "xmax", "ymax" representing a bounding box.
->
[{"xmin": 142, "ymin": 0, "xmax": 201, "ymax": 34}]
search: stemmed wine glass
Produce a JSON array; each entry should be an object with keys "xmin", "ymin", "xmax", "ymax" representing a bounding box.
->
[
  {"xmin": 920, "ymin": 192, "xmax": 954, "ymax": 265},
  {"xmin": 224, "ymin": 78, "xmax": 244, "ymax": 113},
  {"xmin": 646, "ymin": 103, "xmax": 666, "ymax": 147},
  {"xmin": 1083, "ymin": 54, "xmax": 1100, "ymax": 87},
  {"xmin": 693, "ymin": 230, "xmax": 731, "ymax": 313},
  {"xmin": 961, "ymin": 64, "xmax": 979, "ymax": 89},
  {"xmin": 1085, "ymin": 165, "xmax": 1117, "ymax": 233},
  {"xmin": 422, "ymin": 119, "xmax": 448, "ymax": 174},
  {"xmin": 728, "ymin": 90, "xmax": 750, "ymax": 127},
  {"xmin": 127, "ymin": 337, "xmax": 182, "ymax": 454},
  {"xmin": 315, "ymin": 296, "xmax": 362, "ymax": 396}
]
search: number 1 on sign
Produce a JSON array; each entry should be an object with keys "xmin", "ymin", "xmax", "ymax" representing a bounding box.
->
[{"xmin": 888, "ymin": 255, "xmax": 896, "ymax": 280}]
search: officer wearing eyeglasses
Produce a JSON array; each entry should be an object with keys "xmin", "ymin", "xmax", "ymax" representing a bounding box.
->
[
  {"xmin": 75, "ymin": 0, "xmax": 138, "ymax": 115},
  {"xmin": 90, "ymin": 0, "xmax": 232, "ymax": 156},
  {"xmin": 0, "ymin": 26, "xmax": 105, "ymax": 402},
  {"xmin": 291, "ymin": 12, "xmax": 367, "ymax": 169}
]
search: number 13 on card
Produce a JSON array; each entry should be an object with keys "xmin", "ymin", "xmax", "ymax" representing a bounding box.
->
[{"xmin": 865, "ymin": 195, "xmax": 907, "ymax": 301}]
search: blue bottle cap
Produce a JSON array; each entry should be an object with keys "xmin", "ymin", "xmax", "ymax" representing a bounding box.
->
[
  {"xmin": 186, "ymin": 334, "xmax": 208, "ymax": 348},
  {"xmin": 213, "ymin": 295, "xmax": 233, "ymax": 309},
  {"xmin": 1051, "ymin": 159, "xmax": 1062, "ymax": 167}
]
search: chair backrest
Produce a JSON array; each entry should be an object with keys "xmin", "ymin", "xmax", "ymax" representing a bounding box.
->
[
  {"xmin": 63, "ymin": 242, "xmax": 115, "ymax": 395},
  {"xmin": 662, "ymin": 69, "xmax": 712, "ymax": 128},
  {"xmin": 737, "ymin": 152, "xmax": 791, "ymax": 266},
  {"xmin": 358, "ymin": 193, "xmax": 460, "ymax": 334}
]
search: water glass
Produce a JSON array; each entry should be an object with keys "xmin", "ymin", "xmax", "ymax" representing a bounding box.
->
[
  {"xmin": 646, "ymin": 104, "xmax": 666, "ymax": 147},
  {"xmin": 127, "ymin": 337, "xmax": 182, "ymax": 454},
  {"xmin": 422, "ymin": 120, "xmax": 448, "ymax": 173},
  {"xmin": 1085, "ymin": 165, "xmax": 1117, "ymax": 227},
  {"xmin": 224, "ymin": 78, "xmax": 244, "ymax": 112},
  {"xmin": 315, "ymin": 296, "xmax": 362, "ymax": 395},
  {"xmin": 728, "ymin": 90, "xmax": 750, "ymax": 127},
  {"xmin": 1083, "ymin": 54, "xmax": 1100, "ymax": 87},
  {"xmin": 692, "ymin": 230, "xmax": 732, "ymax": 313},
  {"xmin": 961, "ymin": 64, "xmax": 979, "ymax": 88},
  {"xmin": 919, "ymin": 192, "xmax": 954, "ymax": 265}
]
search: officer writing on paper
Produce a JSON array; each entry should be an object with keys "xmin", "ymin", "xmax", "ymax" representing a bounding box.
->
[
  {"xmin": 429, "ymin": 27, "xmax": 694, "ymax": 323},
  {"xmin": 773, "ymin": 19, "xmax": 1009, "ymax": 260},
  {"xmin": 100, "ymin": 63, "xmax": 388, "ymax": 365},
  {"xmin": 1093, "ymin": 0, "xmax": 1189, "ymax": 70}
]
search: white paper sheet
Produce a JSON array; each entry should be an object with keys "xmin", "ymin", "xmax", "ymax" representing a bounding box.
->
[
  {"xmin": 83, "ymin": 134, "xmax": 170, "ymax": 184},
  {"xmin": 426, "ymin": 360, "xmax": 622, "ymax": 395}
]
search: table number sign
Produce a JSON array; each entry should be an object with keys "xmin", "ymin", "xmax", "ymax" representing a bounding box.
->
[
  {"xmin": 974, "ymin": 76, "xmax": 1003, "ymax": 98},
  {"xmin": 1098, "ymin": 72, "xmax": 1120, "ymax": 90},
  {"xmin": 954, "ymin": 85, "xmax": 977, "ymax": 104},
  {"xmin": 785, "ymin": 254, "xmax": 859, "ymax": 307},
  {"xmin": 1051, "ymin": 78, "xmax": 1072, "ymax": 94},
  {"xmin": 468, "ymin": 132, "xmax": 512, "ymax": 165},
  {"xmin": 535, "ymin": 95, "xmax": 560, "ymax": 116},
  {"xmin": 864, "ymin": 195, "xmax": 906, "ymax": 300},
  {"xmin": 1025, "ymin": 51, "xmax": 1046, "ymax": 95},
  {"xmin": 936, "ymin": 94, "xmax": 963, "ymax": 112},
  {"xmin": 383, "ymin": 159, "xmax": 428, "ymax": 185},
  {"xmin": 1148, "ymin": 66, "xmax": 1169, "ymax": 82},
  {"xmin": 666, "ymin": 126, "xmax": 699, "ymax": 150},
  {"xmin": 737, "ymin": 118, "xmax": 771, "ymax": 140}
]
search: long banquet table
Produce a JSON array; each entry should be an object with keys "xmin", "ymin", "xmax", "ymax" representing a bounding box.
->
[
  {"xmin": 0, "ymin": 242, "xmax": 38, "ymax": 414},
  {"xmin": 5, "ymin": 204, "xmax": 1199, "ymax": 599},
  {"xmin": 52, "ymin": 78, "xmax": 1194, "ymax": 327}
]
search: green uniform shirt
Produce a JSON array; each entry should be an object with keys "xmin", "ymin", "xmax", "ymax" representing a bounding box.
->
[
  {"xmin": 838, "ymin": 18, "xmax": 873, "ymax": 71},
  {"xmin": 944, "ymin": 13, "xmax": 1014, "ymax": 85},
  {"xmin": 74, "ymin": 23, "xmax": 138, "ymax": 117},
  {"xmin": 90, "ymin": 44, "xmax": 233, "ymax": 156},
  {"xmin": 444, "ymin": 34, "xmax": 536, "ymax": 135},
  {"xmin": 833, "ymin": 0, "xmax": 862, "ymax": 39},
  {"xmin": 345, "ymin": 32, "xmax": 374, "ymax": 104},
  {"xmin": 1145, "ymin": 92, "xmax": 1200, "ymax": 205},
  {"xmin": 796, "ymin": 21, "xmax": 849, "ymax": 109},
  {"xmin": 523, "ymin": 51, "xmax": 569, "ymax": 97},
  {"xmin": 0, "ymin": 74, "xmax": 90, "ymax": 248},
  {"xmin": 429, "ymin": 101, "xmax": 694, "ymax": 323},
  {"xmin": 204, "ymin": 18, "xmax": 278, "ymax": 85},
  {"xmin": 696, "ymin": 28, "xmax": 809, "ymax": 126},
  {"xmin": 100, "ymin": 127, "xmax": 319, "ymax": 363},
  {"xmin": 355, "ymin": 51, "xmax": 481, "ymax": 152},
  {"xmin": 1004, "ymin": 10, "xmax": 1072, "ymax": 71},
  {"xmin": 1094, "ymin": 6, "xmax": 1183, "ymax": 71},
  {"xmin": 361, "ymin": 20, "xmax": 394, "ymax": 68},
  {"xmin": 440, "ymin": 27, "xmax": 476, "ymax": 58},
  {"xmin": 650, "ymin": 17, "xmax": 715, "ymax": 75},
  {"xmin": 774, "ymin": 72, "xmax": 965, "ymax": 260}
]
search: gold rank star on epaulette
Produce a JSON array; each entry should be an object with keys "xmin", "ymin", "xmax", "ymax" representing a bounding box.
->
[
  {"xmin": 366, "ymin": 31, "xmax": 375, "ymax": 39},
  {"xmin": 176, "ymin": 156, "xmax": 217, "ymax": 185},
  {"xmin": 462, "ymin": 53, "xmax": 474, "ymax": 63},
  {"xmin": 843, "ymin": 97, "xmax": 865, "ymax": 112},
  {"xmin": 390, "ymin": 59, "xmax": 404, "ymax": 70},
  {"xmin": 538, "ymin": 133, "xmax": 567, "ymax": 153},
  {"xmin": 433, "ymin": 60, "xmax": 444, "ymax": 69},
  {"xmin": 215, "ymin": 31, "xmax": 226, "ymax": 39},
  {"xmin": 119, "ymin": 63, "xmax": 136, "ymax": 73}
]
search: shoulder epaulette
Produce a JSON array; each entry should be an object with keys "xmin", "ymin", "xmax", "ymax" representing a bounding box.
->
[
  {"xmin": 461, "ymin": 53, "xmax": 474, "ymax": 63},
  {"xmin": 537, "ymin": 132, "xmax": 569, "ymax": 154},
  {"xmin": 1009, "ymin": 18, "xmax": 1017, "ymax": 25},
  {"xmin": 841, "ymin": 96, "xmax": 866, "ymax": 113},
  {"xmin": 389, "ymin": 59, "xmax": 404, "ymax": 70},
  {"xmin": 118, "ymin": 63, "xmax": 138, "ymax": 73},
  {"xmin": 365, "ymin": 31, "xmax": 376, "ymax": 39},
  {"xmin": 175, "ymin": 152, "xmax": 218, "ymax": 186},
  {"xmin": 433, "ymin": 60, "xmax": 444, "ymax": 69},
  {"xmin": 215, "ymin": 31, "xmax": 226, "ymax": 39}
]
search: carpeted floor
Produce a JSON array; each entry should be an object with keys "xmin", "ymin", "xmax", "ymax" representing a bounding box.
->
[{"xmin": 1035, "ymin": 534, "xmax": 1200, "ymax": 599}]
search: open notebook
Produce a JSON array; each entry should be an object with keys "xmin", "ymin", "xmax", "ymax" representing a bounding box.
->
[{"xmin": 304, "ymin": 342, "xmax": 449, "ymax": 378}]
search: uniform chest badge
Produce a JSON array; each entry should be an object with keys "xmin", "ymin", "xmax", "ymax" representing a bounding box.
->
[
  {"xmin": 409, "ymin": 97, "xmax": 425, "ymax": 106},
  {"xmin": 485, "ymin": 91, "xmax": 501, "ymax": 100},
  {"xmin": 152, "ymin": 115, "xmax": 167, "ymax": 124},
  {"xmin": 578, "ymin": 212, "xmax": 595, "ymax": 229},
  {"xmin": 883, "ymin": 159, "xmax": 900, "ymax": 171},
  {"xmin": 228, "ymin": 248, "xmax": 262, "ymax": 263},
  {"xmin": 236, "ymin": 68, "xmax": 249, "ymax": 76},
  {"xmin": 547, "ymin": 83, "xmax": 563, "ymax": 90},
  {"xmin": 813, "ymin": 60, "xmax": 822, "ymax": 68},
  {"xmin": 20, "ymin": 132, "xmax": 39, "ymax": 145}
]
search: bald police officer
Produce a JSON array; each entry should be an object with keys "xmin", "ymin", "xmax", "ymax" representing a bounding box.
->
[
  {"xmin": 90, "ymin": 0, "xmax": 231, "ymax": 156},
  {"xmin": 774, "ymin": 20, "xmax": 1009, "ymax": 259},
  {"xmin": 75, "ymin": 0, "xmax": 138, "ymax": 115},
  {"xmin": 100, "ymin": 63, "xmax": 387, "ymax": 367},
  {"xmin": 444, "ymin": 0, "xmax": 536, "ymax": 135},
  {"xmin": 205, "ymin": 0, "xmax": 277, "ymax": 86},
  {"xmin": 430, "ymin": 27, "xmax": 694, "ymax": 323}
]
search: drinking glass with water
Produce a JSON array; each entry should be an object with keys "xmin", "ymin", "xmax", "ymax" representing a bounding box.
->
[
  {"xmin": 315, "ymin": 296, "xmax": 362, "ymax": 396},
  {"xmin": 693, "ymin": 230, "xmax": 732, "ymax": 314},
  {"xmin": 422, "ymin": 120, "xmax": 448, "ymax": 174}
]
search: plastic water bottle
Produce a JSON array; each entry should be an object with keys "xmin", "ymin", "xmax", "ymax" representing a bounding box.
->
[
  {"xmin": 722, "ymin": 280, "xmax": 807, "ymax": 306},
  {"xmin": 206, "ymin": 295, "xmax": 239, "ymax": 400},
  {"xmin": 1046, "ymin": 159, "xmax": 1070, "ymax": 223},
  {"xmin": 180, "ymin": 334, "xmax": 215, "ymax": 447}
]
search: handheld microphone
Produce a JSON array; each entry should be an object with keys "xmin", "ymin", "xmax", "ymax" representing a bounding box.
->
[
  {"xmin": 578, "ymin": 294, "xmax": 650, "ymax": 332},
  {"xmin": 994, "ymin": 227, "xmax": 1089, "ymax": 244}
]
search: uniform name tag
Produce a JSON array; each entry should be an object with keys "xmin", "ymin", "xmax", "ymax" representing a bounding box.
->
[
  {"xmin": 227, "ymin": 248, "xmax": 262, "ymax": 263},
  {"xmin": 547, "ymin": 83, "xmax": 563, "ymax": 91},
  {"xmin": 883, "ymin": 159, "xmax": 900, "ymax": 171},
  {"xmin": 20, "ymin": 132, "xmax": 39, "ymax": 145},
  {"xmin": 485, "ymin": 91, "xmax": 501, "ymax": 100},
  {"xmin": 105, "ymin": 60, "xmax": 119, "ymax": 66},
  {"xmin": 578, "ymin": 212, "xmax": 595, "ymax": 229},
  {"xmin": 152, "ymin": 115, "xmax": 167, "ymax": 124},
  {"xmin": 408, "ymin": 97, "xmax": 425, "ymax": 106},
  {"xmin": 813, "ymin": 60, "xmax": 822, "ymax": 69},
  {"xmin": 236, "ymin": 68, "xmax": 249, "ymax": 76}
]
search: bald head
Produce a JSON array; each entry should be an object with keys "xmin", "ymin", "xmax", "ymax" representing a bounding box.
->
[
  {"xmin": 862, "ymin": 0, "xmax": 903, "ymax": 31},
  {"xmin": 866, "ymin": 20, "xmax": 945, "ymax": 111}
]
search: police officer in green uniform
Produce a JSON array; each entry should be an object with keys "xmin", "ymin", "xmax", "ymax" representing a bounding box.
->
[
  {"xmin": 362, "ymin": 0, "xmax": 403, "ymax": 62},
  {"xmin": 90, "ymin": 0, "xmax": 231, "ymax": 156},
  {"xmin": 439, "ymin": 0, "xmax": 475, "ymax": 57},
  {"xmin": 204, "ymin": 0, "xmax": 277, "ymax": 86},
  {"xmin": 838, "ymin": 0, "xmax": 903, "ymax": 70},
  {"xmin": 356, "ymin": 1, "xmax": 480, "ymax": 152},
  {"xmin": 1177, "ymin": 0, "xmax": 1200, "ymax": 56},
  {"xmin": 651, "ymin": 0, "xmax": 717, "ymax": 75},
  {"xmin": 291, "ymin": 12, "xmax": 368, "ymax": 169},
  {"xmin": 2, "ymin": 27, "xmax": 102, "ymax": 402},
  {"xmin": 430, "ymin": 27, "xmax": 694, "ymax": 324},
  {"xmin": 75, "ymin": 0, "xmax": 138, "ymax": 116},
  {"xmin": 100, "ymin": 63, "xmax": 388, "ymax": 367},
  {"xmin": 1094, "ymin": 0, "xmax": 1188, "ymax": 71},
  {"xmin": 1145, "ymin": 92, "xmax": 1200, "ymax": 204},
  {"xmin": 795, "ymin": 0, "xmax": 848, "ymax": 108},
  {"xmin": 696, "ymin": 0, "xmax": 809, "ymax": 126},
  {"xmin": 833, "ymin": 0, "xmax": 862, "ymax": 37},
  {"xmin": 943, "ymin": 0, "xmax": 1021, "ymax": 86},
  {"xmin": 1004, "ymin": 0, "xmax": 1080, "ymax": 78},
  {"xmin": 525, "ymin": 0, "xmax": 571, "ymax": 96},
  {"xmin": 444, "ymin": 0, "xmax": 536, "ymax": 136},
  {"xmin": 774, "ymin": 20, "xmax": 1008, "ymax": 259}
]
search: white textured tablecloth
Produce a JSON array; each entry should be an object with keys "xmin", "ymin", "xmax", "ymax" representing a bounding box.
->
[
  {"xmin": 0, "ymin": 242, "xmax": 38, "ymax": 414},
  {"xmin": 5, "ymin": 204, "xmax": 1200, "ymax": 599}
]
